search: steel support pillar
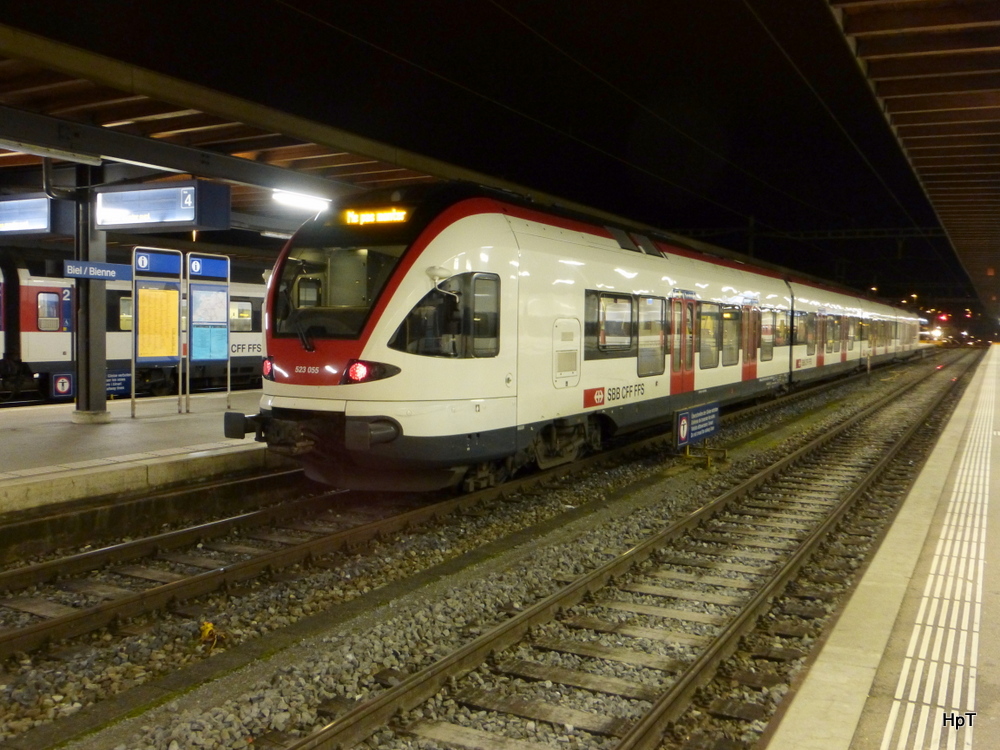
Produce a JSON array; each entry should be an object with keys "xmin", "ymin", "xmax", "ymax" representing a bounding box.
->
[{"xmin": 71, "ymin": 164, "xmax": 110, "ymax": 424}]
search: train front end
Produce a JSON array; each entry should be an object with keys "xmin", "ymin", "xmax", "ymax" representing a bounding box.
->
[{"xmin": 225, "ymin": 188, "xmax": 518, "ymax": 491}]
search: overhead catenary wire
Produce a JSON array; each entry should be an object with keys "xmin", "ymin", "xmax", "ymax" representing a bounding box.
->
[{"xmin": 271, "ymin": 0, "xmax": 912, "ymax": 284}]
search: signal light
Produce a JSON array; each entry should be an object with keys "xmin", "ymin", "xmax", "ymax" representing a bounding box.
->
[
  {"xmin": 340, "ymin": 359, "xmax": 400, "ymax": 384},
  {"xmin": 347, "ymin": 361, "xmax": 369, "ymax": 382},
  {"xmin": 262, "ymin": 356, "xmax": 275, "ymax": 381}
]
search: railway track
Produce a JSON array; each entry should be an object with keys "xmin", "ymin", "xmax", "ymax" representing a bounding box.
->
[
  {"xmin": 0, "ymin": 350, "xmax": 970, "ymax": 748},
  {"xmin": 0, "ymin": 356, "xmax": 945, "ymax": 662},
  {"xmin": 275, "ymin": 351, "xmax": 976, "ymax": 750}
]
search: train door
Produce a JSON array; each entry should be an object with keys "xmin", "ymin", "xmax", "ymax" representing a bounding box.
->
[
  {"xmin": 670, "ymin": 298, "xmax": 695, "ymax": 393},
  {"xmin": 841, "ymin": 316, "xmax": 849, "ymax": 363},
  {"xmin": 742, "ymin": 305, "xmax": 759, "ymax": 381},
  {"xmin": 816, "ymin": 315, "xmax": 825, "ymax": 368}
]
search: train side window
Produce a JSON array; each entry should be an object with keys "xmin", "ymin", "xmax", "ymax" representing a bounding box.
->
[
  {"xmin": 120, "ymin": 296, "xmax": 133, "ymax": 331},
  {"xmin": 472, "ymin": 275, "xmax": 500, "ymax": 357},
  {"xmin": 793, "ymin": 311, "xmax": 807, "ymax": 346},
  {"xmin": 760, "ymin": 310, "xmax": 775, "ymax": 361},
  {"xmin": 721, "ymin": 306, "xmax": 741, "ymax": 366},
  {"xmin": 847, "ymin": 316, "xmax": 856, "ymax": 350},
  {"xmin": 826, "ymin": 316, "xmax": 842, "ymax": 353},
  {"xmin": 37, "ymin": 292, "xmax": 60, "ymax": 332},
  {"xmin": 389, "ymin": 272, "xmax": 500, "ymax": 358},
  {"xmin": 637, "ymin": 296, "xmax": 665, "ymax": 377},
  {"xmin": 599, "ymin": 294, "xmax": 633, "ymax": 350},
  {"xmin": 698, "ymin": 303, "xmax": 720, "ymax": 369},
  {"xmin": 774, "ymin": 311, "xmax": 790, "ymax": 347},
  {"xmin": 805, "ymin": 312, "xmax": 817, "ymax": 356},
  {"xmin": 230, "ymin": 300, "xmax": 253, "ymax": 332}
]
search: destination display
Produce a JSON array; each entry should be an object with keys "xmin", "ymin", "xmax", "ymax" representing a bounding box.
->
[
  {"xmin": 0, "ymin": 195, "xmax": 74, "ymax": 235},
  {"xmin": 95, "ymin": 181, "xmax": 230, "ymax": 232},
  {"xmin": 342, "ymin": 207, "xmax": 408, "ymax": 226}
]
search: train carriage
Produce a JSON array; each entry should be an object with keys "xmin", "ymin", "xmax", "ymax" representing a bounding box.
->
[
  {"xmin": 0, "ymin": 265, "xmax": 264, "ymax": 400},
  {"xmin": 226, "ymin": 184, "xmax": 920, "ymax": 491}
]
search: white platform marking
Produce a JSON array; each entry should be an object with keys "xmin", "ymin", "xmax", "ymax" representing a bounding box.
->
[{"xmin": 879, "ymin": 354, "xmax": 994, "ymax": 748}]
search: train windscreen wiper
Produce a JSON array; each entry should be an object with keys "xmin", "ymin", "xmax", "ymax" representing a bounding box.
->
[{"xmin": 293, "ymin": 318, "xmax": 315, "ymax": 352}]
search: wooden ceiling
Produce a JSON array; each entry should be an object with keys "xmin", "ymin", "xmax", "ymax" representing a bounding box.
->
[
  {"xmin": 832, "ymin": 0, "xmax": 1000, "ymax": 307},
  {"xmin": 0, "ymin": 55, "xmax": 437, "ymax": 218},
  {"xmin": 0, "ymin": 3, "xmax": 996, "ymax": 313}
]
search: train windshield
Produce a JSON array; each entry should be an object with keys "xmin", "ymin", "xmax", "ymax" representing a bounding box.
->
[{"xmin": 273, "ymin": 243, "xmax": 406, "ymax": 342}]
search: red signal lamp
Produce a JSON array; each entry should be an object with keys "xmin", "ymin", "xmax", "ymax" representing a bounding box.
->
[{"xmin": 341, "ymin": 359, "xmax": 401, "ymax": 384}]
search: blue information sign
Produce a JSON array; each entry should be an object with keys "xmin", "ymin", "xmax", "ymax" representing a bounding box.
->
[
  {"xmin": 63, "ymin": 260, "xmax": 133, "ymax": 281},
  {"xmin": 189, "ymin": 255, "xmax": 229, "ymax": 280},
  {"xmin": 675, "ymin": 403, "xmax": 720, "ymax": 448},
  {"xmin": 134, "ymin": 249, "xmax": 182, "ymax": 277}
]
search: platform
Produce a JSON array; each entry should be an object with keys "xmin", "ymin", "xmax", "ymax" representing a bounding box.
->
[
  {"xmin": 764, "ymin": 345, "xmax": 999, "ymax": 750},
  {"xmin": 0, "ymin": 390, "xmax": 286, "ymax": 517}
]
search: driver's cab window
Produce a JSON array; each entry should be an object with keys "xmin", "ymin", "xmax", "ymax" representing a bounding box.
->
[
  {"xmin": 389, "ymin": 272, "xmax": 501, "ymax": 358},
  {"xmin": 296, "ymin": 277, "xmax": 322, "ymax": 307}
]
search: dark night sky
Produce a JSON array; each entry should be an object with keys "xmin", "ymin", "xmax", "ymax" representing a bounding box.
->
[{"xmin": 2, "ymin": 0, "xmax": 977, "ymax": 303}]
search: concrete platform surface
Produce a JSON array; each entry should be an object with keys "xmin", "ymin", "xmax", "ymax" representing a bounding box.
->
[
  {"xmin": 0, "ymin": 391, "xmax": 282, "ymax": 515},
  {"xmin": 765, "ymin": 345, "xmax": 998, "ymax": 750}
]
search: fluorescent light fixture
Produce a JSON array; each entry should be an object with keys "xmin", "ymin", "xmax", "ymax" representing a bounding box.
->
[
  {"xmin": 272, "ymin": 189, "xmax": 331, "ymax": 212},
  {"xmin": 0, "ymin": 138, "xmax": 102, "ymax": 166},
  {"xmin": 261, "ymin": 230, "xmax": 293, "ymax": 239}
]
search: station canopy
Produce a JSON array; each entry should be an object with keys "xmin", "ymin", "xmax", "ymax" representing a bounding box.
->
[{"xmin": 0, "ymin": 2, "xmax": 995, "ymax": 319}]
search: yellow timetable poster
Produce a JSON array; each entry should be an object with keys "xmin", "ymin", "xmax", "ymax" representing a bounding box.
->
[{"xmin": 137, "ymin": 286, "xmax": 180, "ymax": 359}]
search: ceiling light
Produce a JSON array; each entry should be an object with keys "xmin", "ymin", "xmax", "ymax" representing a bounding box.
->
[{"xmin": 272, "ymin": 189, "xmax": 331, "ymax": 212}]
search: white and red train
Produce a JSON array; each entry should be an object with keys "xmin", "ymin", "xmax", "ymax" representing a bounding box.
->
[
  {"xmin": 0, "ymin": 264, "xmax": 265, "ymax": 401},
  {"xmin": 226, "ymin": 184, "xmax": 921, "ymax": 491}
]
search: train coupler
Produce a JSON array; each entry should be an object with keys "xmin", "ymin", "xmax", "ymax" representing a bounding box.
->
[{"xmin": 224, "ymin": 411, "xmax": 265, "ymax": 441}]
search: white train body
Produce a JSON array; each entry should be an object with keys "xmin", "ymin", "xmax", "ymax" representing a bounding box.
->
[{"xmin": 231, "ymin": 185, "xmax": 919, "ymax": 490}]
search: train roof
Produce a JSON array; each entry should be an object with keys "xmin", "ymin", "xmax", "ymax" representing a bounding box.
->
[{"xmin": 318, "ymin": 182, "xmax": 908, "ymax": 315}]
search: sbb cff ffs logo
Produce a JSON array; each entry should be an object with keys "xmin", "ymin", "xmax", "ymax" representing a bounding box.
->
[{"xmin": 584, "ymin": 387, "xmax": 605, "ymax": 408}]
